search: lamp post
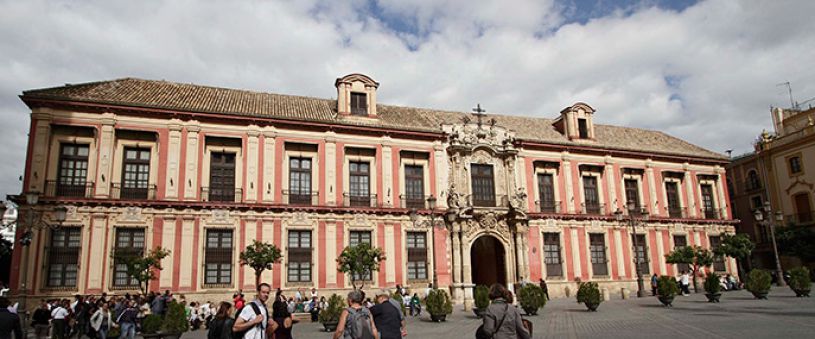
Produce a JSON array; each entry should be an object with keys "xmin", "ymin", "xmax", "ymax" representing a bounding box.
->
[
  {"xmin": 753, "ymin": 201, "xmax": 785, "ymax": 287},
  {"xmin": 1, "ymin": 193, "xmax": 68, "ymax": 337},
  {"xmin": 409, "ymin": 196, "xmax": 442, "ymax": 289},
  {"xmin": 615, "ymin": 202, "xmax": 649, "ymax": 298}
]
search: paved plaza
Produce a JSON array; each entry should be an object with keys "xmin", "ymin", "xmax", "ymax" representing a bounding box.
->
[{"xmin": 180, "ymin": 287, "xmax": 814, "ymax": 339}]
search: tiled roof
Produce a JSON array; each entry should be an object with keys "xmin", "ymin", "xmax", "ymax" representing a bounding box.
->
[{"xmin": 22, "ymin": 78, "xmax": 726, "ymax": 160}]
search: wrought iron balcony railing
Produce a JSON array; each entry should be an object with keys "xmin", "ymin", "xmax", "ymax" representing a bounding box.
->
[
  {"xmin": 110, "ymin": 183, "xmax": 157, "ymax": 200},
  {"xmin": 44, "ymin": 180, "xmax": 95, "ymax": 199},
  {"xmin": 201, "ymin": 187, "xmax": 243, "ymax": 203},
  {"xmin": 535, "ymin": 200, "xmax": 561, "ymax": 213},
  {"xmin": 400, "ymin": 194, "xmax": 431, "ymax": 209},
  {"xmin": 282, "ymin": 190, "xmax": 319, "ymax": 206},
  {"xmin": 580, "ymin": 202, "xmax": 606, "ymax": 215},
  {"xmin": 343, "ymin": 193, "xmax": 379, "ymax": 208}
]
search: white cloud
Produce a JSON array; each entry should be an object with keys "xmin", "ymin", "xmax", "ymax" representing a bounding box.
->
[{"xmin": 0, "ymin": 0, "xmax": 814, "ymax": 197}]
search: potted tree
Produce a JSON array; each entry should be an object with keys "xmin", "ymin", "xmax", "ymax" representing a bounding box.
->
[
  {"xmin": 746, "ymin": 269, "xmax": 771, "ymax": 299},
  {"xmin": 473, "ymin": 285, "xmax": 490, "ymax": 318},
  {"xmin": 657, "ymin": 275, "xmax": 679, "ymax": 307},
  {"xmin": 518, "ymin": 284, "xmax": 546, "ymax": 315},
  {"xmin": 576, "ymin": 281, "xmax": 601, "ymax": 311},
  {"xmin": 788, "ymin": 267, "xmax": 811, "ymax": 297},
  {"xmin": 141, "ymin": 314, "xmax": 164, "ymax": 339},
  {"xmin": 335, "ymin": 243, "xmax": 386, "ymax": 290},
  {"xmin": 425, "ymin": 289, "xmax": 453, "ymax": 322},
  {"xmin": 239, "ymin": 240, "xmax": 283, "ymax": 286},
  {"xmin": 665, "ymin": 245, "xmax": 713, "ymax": 294},
  {"xmin": 161, "ymin": 301, "xmax": 188, "ymax": 339},
  {"xmin": 704, "ymin": 271, "xmax": 722, "ymax": 302},
  {"xmin": 713, "ymin": 233, "xmax": 754, "ymax": 280},
  {"xmin": 318, "ymin": 294, "xmax": 345, "ymax": 332},
  {"xmin": 113, "ymin": 247, "xmax": 170, "ymax": 296}
]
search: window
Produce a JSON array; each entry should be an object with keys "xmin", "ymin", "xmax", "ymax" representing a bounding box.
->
[
  {"xmin": 746, "ymin": 170, "xmax": 761, "ymax": 190},
  {"xmin": 632, "ymin": 234, "xmax": 649, "ymax": 275},
  {"xmin": 209, "ymin": 152, "xmax": 236, "ymax": 202},
  {"xmin": 113, "ymin": 229, "xmax": 145, "ymax": 288},
  {"xmin": 406, "ymin": 232, "xmax": 428, "ymax": 280},
  {"xmin": 349, "ymin": 162, "xmax": 371, "ymax": 207},
  {"xmin": 751, "ymin": 196, "xmax": 763, "ymax": 210},
  {"xmin": 404, "ymin": 165, "xmax": 425, "ymax": 209},
  {"xmin": 789, "ymin": 156, "xmax": 802, "ymax": 175},
  {"xmin": 578, "ymin": 118, "xmax": 589, "ymax": 139},
  {"xmin": 589, "ymin": 234, "xmax": 608, "ymax": 276},
  {"xmin": 349, "ymin": 231, "xmax": 372, "ymax": 280},
  {"xmin": 700, "ymin": 184, "xmax": 717, "ymax": 219},
  {"xmin": 672, "ymin": 235, "xmax": 689, "ymax": 273},
  {"xmin": 709, "ymin": 236, "xmax": 726, "ymax": 272},
  {"xmin": 57, "ymin": 144, "xmax": 90, "ymax": 197},
  {"xmin": 288, "ymin": 157, "xmax": 313, "ymax": 205},
  {"xmin": 471, "ymin": 164, "xmax": 496, "ymax": 207},
  {"xmin": 288, "ymin": 231, "xmax": 312, "ymax": 282},
  {"xmin": 350, "ymin": 92, "xmax": 367, "ymax": 116},
  {"xmin": 624, "ymin": 179, "xmax": 641, "ymax": 211},
  {"xmin": 582, "ymin": 176, "xmax": 601, "ymax": 214},
  {"xmin": 665, "ymin": 182, "xmax": 683, "ymax": 218},
  {"xmin": 47, "ymin": 228, "xmax": 81, "ymax": 287},
  {"xmin": 537, "ymin": 173, "xmax": 556, "ymax": 212},
  {"xmin": 205, "ymin": 230, "xmax": 233, "ymax": 285},
  {"xmin": 120, "ymin": 148, "xmax": 151, "ymax": 199},
  {"xmin": 543, "ymin": 233, "xmax": 562, "ymax": 277}
]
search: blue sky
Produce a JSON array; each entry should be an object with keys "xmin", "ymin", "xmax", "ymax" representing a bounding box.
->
[{"xmin": 0, "ymin": 0, "xmax": 814, "ymax": 198}]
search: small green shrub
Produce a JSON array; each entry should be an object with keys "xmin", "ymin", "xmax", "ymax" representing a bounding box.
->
[
  {"xmin": 318, "ymin": 294, "xmax": 345, "ymax": 324},
  {"xmin": 390, "ymin": 291, "xmax": 408, "ymax": 315},
  {"xmin": 425, "ymin": 289, "xmax": 453, "ymax": 315},
  {"xmin": 788, "ymin": 267, "xmax": 811, "ymax": 291},
  {"xmin": 474, "ymin": 285, "xmax": 490, "ymax": 310},
  {"xmin": 657, "ymin": 275, "xmax": 679, "ymax": 297},
  {"xmin": 142, "ymin": 314, "xmax": 163, "ymax": 334},
  {"xmin": 161, "ymin": 301, "xmax": 188, "ymax": 334},
  {"xmin": 746, "ymin": 269, "xmax": 771, "ymax": 294},
  {"xmin": 518, "ymin": 284, "xmax": 546, "ymax": 313},
  {"xmin": 576, "ymin": 281, "xmax": 601, "ymax": 305},
  {"xmin": 704, "ymin": 271, "xmax": 721, "ymax": 294}
]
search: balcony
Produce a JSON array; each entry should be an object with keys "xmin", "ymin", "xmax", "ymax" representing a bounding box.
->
[
  {"xmin": 784, "ymin": 212, "xmax": 815, "ymax": 225},
  {"xmin": 400, "ymin": 194, "xmax": 431, "ymax": 209},
  {"xmin": 44, "ymin": 180, "xmax": 94, "ymax": 199},
  {"xmin": 580, "ymin": 202, "xmax": 605, "ymax": 215},
  {"xmin": 201, "ymin": 187, "xmax": 243, "ymax": 203},
  {"xmin": 343, "ymin": 193, "xmax": 378, "ymax": 208},
  {"xmin": 469, "ymin": 194, "xmax": 508, "ymax": 208},
  {"xmin": 282, "ymin": 190, "xmax": 318, "ymax": 206},
  {"xmin": 666, "ymin": 206, "xmax": 687, "ymax": 219},
  {"xmin": 535, "ymin": 200, "xmax": 561, "ymax": 213},
  {"xmin": 110, "ymin": 183, "xmax": 156, "ymax": 200},
  {"xmin": 701, "ymin": 207, "xmax": 723, "ymax": 220}
]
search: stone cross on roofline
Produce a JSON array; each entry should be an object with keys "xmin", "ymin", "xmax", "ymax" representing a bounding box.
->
[{"xmin": 472, "ymin": 103, "xmax": 486, "ymax": 127}]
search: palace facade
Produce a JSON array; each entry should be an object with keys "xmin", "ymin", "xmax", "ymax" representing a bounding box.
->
[{"xmin": 11, "ymin": 74, "xmax": 736, "ymax": 309}]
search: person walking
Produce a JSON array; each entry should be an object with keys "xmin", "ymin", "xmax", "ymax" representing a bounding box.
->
[
  {"xmin": 116, "ymin": 301, "xmax": 138, "ymax": 339},
  {"xmin": 90, "ymin": 302, "xmax": 112, "ymax": 339},
  {"xmin": 0, "ymin": 297, "xmax": 22, "ymax": 339},
  {"xmin": 233, "ymin": 283, "xmax": 272, "ymax": 339},
  {"xmin": 31, "ymin": 300, "xmax": 51, "ymax": 339},
  {"xmin": 478, "ymin": 284, "xmax": 530, "ymax": 339},
  {"xmin": 538, "ymin": 279, "xmax": 549, "ymax": 301},
  {"xmin": 680, "ymin": 271, "xmax": 690, "ymax": 296},
  {"xmin": 51, "ymin": 299, "xmax": 70, "ymax": 339},
  {"xmin": 333, "ymin": 289, "xmax": 377, "ymax": 339},
  {"xmin": 207, "ymin": 302, "xmax": 234, "ymax": 339},
  {"xmin": 650, "ymin": 274, "xmax": 659, "ymax": 296},
  {"xmin": 370, "ymin": 293, "xmax": 405, "ymax": 339}
]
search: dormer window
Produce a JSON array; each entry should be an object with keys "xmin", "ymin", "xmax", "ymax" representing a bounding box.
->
[
  {"xmin": 351, "ymin": 92, "xmax": 367, "ymax": 116},
  {"xmin": 578, "ymin": 118, "xmax": 589, "ymax": 139}
]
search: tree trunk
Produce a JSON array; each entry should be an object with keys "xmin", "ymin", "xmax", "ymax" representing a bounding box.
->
[
  {"xmin": 255, "ymin": 270, "xmax": 263, "ymax": 286},
  {"xmin": 692, "ymin": 266, "xmax": 699, "ymax": 293}
]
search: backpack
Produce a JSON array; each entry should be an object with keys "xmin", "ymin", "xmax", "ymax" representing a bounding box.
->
[
  {"xmin": 345, "ymin": 307, "xmax": 375, "ymax": 339},
  {"xmin": 232, "ymin": 302, "xmax": 266, "ymax": 339}
]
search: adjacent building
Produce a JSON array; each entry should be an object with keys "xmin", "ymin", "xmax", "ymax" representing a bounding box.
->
[
  {"xmin": 727, "ymin": 105, "xmax": 815, "ymax": 270},
  {"xmin": 10, "ymin": 74, "xmax": 736, "ymax": 309}
]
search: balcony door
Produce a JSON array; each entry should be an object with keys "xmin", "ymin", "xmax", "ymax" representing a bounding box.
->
[
  {"xmin": 209, "ymin": 152, "xmax": 236, "ymax": 202},
  {"xmin": 471, "ymin": 164, "xmax": 495, "ymax": 207}
]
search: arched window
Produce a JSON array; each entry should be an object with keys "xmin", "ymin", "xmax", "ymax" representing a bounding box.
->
[{"xmin": 747, "ymin": 170, "xmax": 761, "ymax": 191}]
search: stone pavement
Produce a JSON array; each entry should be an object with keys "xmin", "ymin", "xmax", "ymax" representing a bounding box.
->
[{"xmin": 181, "ymin": 287, "xmax": 815, "ymax": 339}]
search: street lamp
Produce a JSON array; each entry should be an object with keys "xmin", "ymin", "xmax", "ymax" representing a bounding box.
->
[
  {"xmin": 2, "ymin": 193, "xmax": 68, "ymax": 337},
  {"xmin": 615, "ymin": 202, "xmax": 650, "ymax": 298},
  {"xmin": 753, "ymin": 201, "xmax": 785, "ymax": 287},
  {"xmin": 409, "ymin": 196, "xmax": 443, "ymax": 289}
]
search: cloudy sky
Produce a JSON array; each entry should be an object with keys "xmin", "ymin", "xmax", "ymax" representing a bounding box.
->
[{"xmin": 1, "ymin": 0, "xmax": 814, "ymax": 198}]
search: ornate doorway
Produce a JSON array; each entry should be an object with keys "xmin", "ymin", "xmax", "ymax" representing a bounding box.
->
[{"xmin": 470, "ymin": 235, "xmax": 507, "ymax": 287}]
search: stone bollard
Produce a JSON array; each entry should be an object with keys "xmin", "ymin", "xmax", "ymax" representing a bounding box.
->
[
  {"xmin": 601, "ymin": 288, "xmax": 610, "ymax": 301},
  {"xmin": 621, "ymin": 288, "xmax": 630, "ymax": 299},
  {"xmin": 565, "ymin": 286, "xmax": 571, "ymax": 298}
]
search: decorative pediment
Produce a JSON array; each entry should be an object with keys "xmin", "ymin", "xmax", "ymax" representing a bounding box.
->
[
  {"xmin": 443, "ymin": 122, "xmax": 517, "ymax": 153},
  {"xmin": 785, "ymin": 177, "xmax": 814, "ymax": 194},
  {"xmin": 334, "ymin": 73, "xmax": 379, "ymax": 88}
]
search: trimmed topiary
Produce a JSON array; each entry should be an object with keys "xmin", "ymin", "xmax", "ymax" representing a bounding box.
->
[
  {"xmin": 746, "ymin": 269, "xmax": 771, "ymax": 299},
  {"xmin": 161, "ymin": 301, "xmax": 188, "ymax": 335},
  {"xmin": 576, "ymin": 281, "xmax": 601, "ymax": 311},
  {"xmin": 141, "ymin": 314, "xmax": 163, "ymax": 335},
  {"xmin": 704, "ymin": 271, "xmax": 722, "ymax": 302},
  {"xmin": 318, "ymin": 294, "xmax": 345, "ymax": 331},
  {"xmin": 518, "ymin": 284, "xmax": 546, "ymax": 315},
  {"xmin": 657, "ymin": 275, "xmax": 679, "ymax": 307},
  {"xmin": 473, "ymin": 285, "xmax": 490, "ymax": 318},
  {"xmin": 425, "ymin": 289, "xmax": 453, "ymax": 322},
  {"xmin": 788, "ymin": 267, "xmax": 811, "ymax": 297}
]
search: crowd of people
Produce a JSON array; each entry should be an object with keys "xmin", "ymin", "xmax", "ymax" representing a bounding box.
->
[{"xmin": 648, "ymin": 271, "xmax": 742, "ymax": 296}]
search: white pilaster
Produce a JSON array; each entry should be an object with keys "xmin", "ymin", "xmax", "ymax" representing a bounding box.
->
[
  {"xmin": 570, "ymin": 228, "xmax": 582, "ymax": 278},
  {"xmin": 94, "ymin": 120, "xmax": 115, "ymax": 197},
  {"xmin": 183, "ymin": 126, "xmax": 200, "ymax": 200},
  {"xmin": 165, "ymin": 124, "xmax": 183, "ymax": 200},
  {"xmin": 614, "ymin": 229, "xmax": 625, "ymax": 278},
  {"xmin": 245, "ymin": 131, "xmax": 260, "ymax": 202},
  {"xmin": 262, "ymin": 131, "xmax": 276, "ymax": 203}
]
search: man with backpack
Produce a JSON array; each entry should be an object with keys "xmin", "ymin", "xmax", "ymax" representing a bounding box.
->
[
  {"xmin": 233, "ymin": 283, "xmax": 272, "ymax": 339},
  {"xmin": 333, "ymin": 290, "xmax": 378, "ymax": 339}
]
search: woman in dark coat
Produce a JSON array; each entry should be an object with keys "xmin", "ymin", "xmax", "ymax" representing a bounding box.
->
[
  {"xmin": 272, "ymin": 299, "xmax": 294, "ymax": 339},
  {"xmin": 480, "ymin": 284, "xmax": 530, "ymax": 339},
  {"xmin": 206, "ymin": 302, "xmax": 234, "ymax": 339}
]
